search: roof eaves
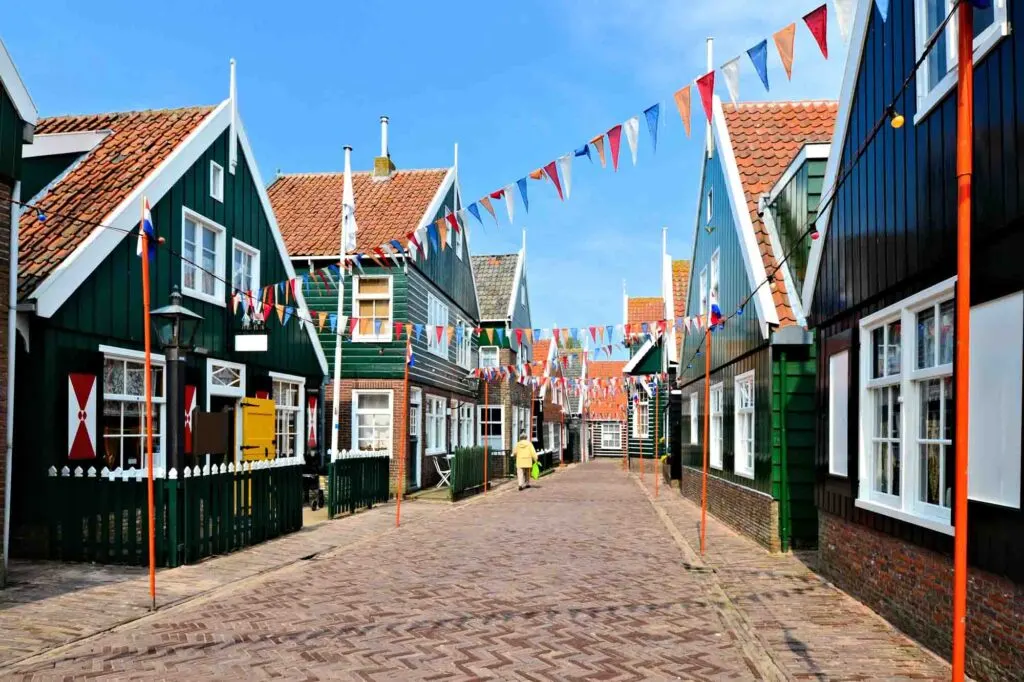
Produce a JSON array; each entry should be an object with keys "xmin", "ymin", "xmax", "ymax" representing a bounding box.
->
[{"xmin": 0, "ymin": 38, "xmax": 37, "ymax": 124}]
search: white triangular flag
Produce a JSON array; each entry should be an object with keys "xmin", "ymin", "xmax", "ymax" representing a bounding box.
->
[
  {"xmin": 721, "ymin": 57, "xmax": 741, "ymax": 107},
  {"xmin": 875, "ymin": 0, "xmax": 889, "ymax": 23},
  {"xmin": 503, "ymin": 184, "xmax": 516, "ymax": 224},
  {"xmin": 342, "ymin": 150, "xmax": 358, "ymax": 253},
  {"xmin": 557, "ymin": 154, "xmax": 573, "ymax": 200},
  {"xmin": 623, "ymin": 116, "xmax": 640, "ymax": 166},
  {"xmin": 835, "ymin": 0, "xmax": 856, "ymax": 43}
]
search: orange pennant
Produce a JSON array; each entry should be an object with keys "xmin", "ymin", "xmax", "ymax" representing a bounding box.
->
[
  {"xmin": 529, "ymin": 168, "xmax": 545, "ymax": 180},
  {"xmin": 480, "ymin": 196, "xmax": 497, "ymax": 221},
  {"xmin": 525, "ymin": 328, "xmax": 534, "ymax": 345},
  {"xmin": 589, "ymin": 134, "xmax": 607, "ymax": 168},
  {"xmin": 318, "ymin": 312, "xmax": 327, "ymax": 331},
  {"xmin": 447, "ymin": 325, "xmax": 456, "ymax": 345},
  {"xmin": 485, "ymin": 328, "xmax": 494, "ymax": 344},
  {"xmin": 674, "ymin": 85, "xmax": 692, "ymax": 138},
  {"xmin": 276, "ymin": 303, "xmax": 285, "ymax": 324},
  {"xmin": 436, "ymin": 218, "xmax": 448, "ymax": 251},
  {"xmin": 774, "ymin": 23, "xmax": 797, "ymax": 80}
]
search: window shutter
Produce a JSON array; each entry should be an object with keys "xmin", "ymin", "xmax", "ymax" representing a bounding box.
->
[{"xmin": 67, "ymin": 373, "xmax": 97, "ymax": 461}]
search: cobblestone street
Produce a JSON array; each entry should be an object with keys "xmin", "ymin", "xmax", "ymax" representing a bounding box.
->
[{"xmin": 1, "ymin": 461, "xmax": 951, "ymax": 681}]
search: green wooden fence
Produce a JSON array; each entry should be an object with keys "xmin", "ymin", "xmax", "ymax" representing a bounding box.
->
[
  {"xmin": 449, "ymin": 448, "xmax": 511, "ymax": 501},
  {"xmin": 326, "ymin": 453, "xmax": 391, "ymax": 518},
  {"xmin": 45, "ymin": 461, "xmax": 304, "ymax": 568}
]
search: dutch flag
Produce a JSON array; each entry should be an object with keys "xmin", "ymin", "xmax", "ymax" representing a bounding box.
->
[
  {"xmin": 136, "ymin": 197, "xmax": 157, "ymax": 261},
  {"xmin": 710, "ymin": 303, "xmax": 723, "ymax": 328}
]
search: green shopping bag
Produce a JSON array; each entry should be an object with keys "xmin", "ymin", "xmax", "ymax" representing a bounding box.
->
[{"xmin": 531, "ymin": 462, "xmax": 540, "ymax": 480}]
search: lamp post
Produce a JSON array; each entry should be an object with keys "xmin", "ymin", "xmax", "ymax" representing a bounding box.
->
[{"xmin": 151, "ymin": 286, "xmax": 203, "ymax": 473}]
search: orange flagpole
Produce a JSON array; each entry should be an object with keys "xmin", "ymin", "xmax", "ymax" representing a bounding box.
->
[
  {"xmin": 701, "ymin": 328, "xmax": 711, "ymax": 555},
  {"xmin": 655, "ymin": 378, "xmax": 659, "ymax": 498},
  {"xmin": 397, "ymin": 335, "xmax": 409, "ymax": 527},
  {"xmin": 952, "ymin": 2, "xmax": 974, "ymax": 678},
  {"xmin": 140, "ymin": 198, "xmax": 156, "ymax": 610},
  {"xmin": 560, "ymin": 407, "xmax": 565, "ymax": 468},
  {"xmin": 483, "ymin": 379, "xmax": 489, "ymax": 490}
]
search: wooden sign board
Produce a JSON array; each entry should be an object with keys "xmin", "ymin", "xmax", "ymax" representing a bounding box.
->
[{"xmin": 193, "ymin": 411, "xmax": 231, "ymax": 456}]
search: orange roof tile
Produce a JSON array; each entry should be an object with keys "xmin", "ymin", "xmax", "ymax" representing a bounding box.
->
[
  {"xmin": 672, "ymin": 260, "xmax": 691, "ymax": 358},
  {"xmin": 267, "ymin": 169, "xmax": 448, "ymax": 257},
  {"xmin": 722, "ymin": 101, "xmax": 836, "ymax": 326},
  {"xmin": 19, "ymin": 106, "xmax": 215, "ymax": 297},
  {"xmin": 532, "ymin": 339, "xmax": 551, "ymax": 364},
  {"xmin": 587, "ymin": 361, "xmax": 627, "ymax": 421},
  {"xmin": 588, "ymin": 360, "xmax": 625, "ymax": 379},
  {"xmin": 627, "ymin": 297, "xmax": 663, "ymax": 325}
]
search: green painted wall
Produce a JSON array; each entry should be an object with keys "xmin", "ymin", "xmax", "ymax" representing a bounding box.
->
[
  {"xmin": 508, "ymin": 267, "xmax": 533, "ymax": 362},
  {"xmin": 0, "ymin": 87, "xmax": 24, "ymax": 182},
  {"xmin": 768, "ymin": 158, "xmax": 826, "ymax": 297},
  {"xmin": 21, "ymin": 152, "xmax": 82, "ymax": 201},
  {"xmin": 416, "ymin": 185, "xmax": 480, "ymax": 321},
  {"xmin": 626, "ymin": 378, "xmax": 667, "ymax": 461},
  {"xmin": 771, "ymin": 343, "xmax": 817, "ymax": 550}
]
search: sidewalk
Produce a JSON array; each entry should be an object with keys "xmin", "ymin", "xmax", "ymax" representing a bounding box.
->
[
  {"xmin": 634, "ymin": 471, "xmax": 953, "ymax": 681},
  {"xmin": 0, "ymin": 500, "xmax": 444, "ymax": 671}
]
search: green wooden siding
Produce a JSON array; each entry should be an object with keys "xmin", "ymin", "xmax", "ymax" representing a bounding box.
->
[
  {"xmin": 21, "ymin": 152, "xmax": 82, "ymax": 202},
  {"xmin": 407, "ymin": 266, "xmax": 478, "ymax": 396},
  {"xmin": 768, "ymin": 158, "xmax": 826, "ymax": 297},
  {"xmin": 508, "ymin": 268, "xmax": 532, "ymax": 362},
  {"xmin": 770, "ymin": 343, "xmax": 817, "ymax": 550},
  {"xmin": 626, "ymin": 378, "xmax": 668, "ymax": 460},
  {"xmin": 416, "ymin": 185, "xmax": 480, "ymax": 321},
  {"xmin": 0, "ymin": 86, "xmax": 24, "ymax": 182}
]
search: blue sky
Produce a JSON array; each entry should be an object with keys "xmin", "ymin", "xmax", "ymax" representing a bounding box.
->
[{"xmin": 7, "ymin": 0, "xmax": 847, "ymax": 348}]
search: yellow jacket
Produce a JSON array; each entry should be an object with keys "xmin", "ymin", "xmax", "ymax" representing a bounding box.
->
[{"xmin": 513, "ymin": 439, "xmax": 538, "ymax": 469}]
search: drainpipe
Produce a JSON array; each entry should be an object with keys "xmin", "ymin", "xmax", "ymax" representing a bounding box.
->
[
  {"xmin": 3, "ymin": 181, "xmax": 21, "ymax": 582},
  {"xmin": 779, "ymin": 350, "xmax": 790, "ymax": 552}
]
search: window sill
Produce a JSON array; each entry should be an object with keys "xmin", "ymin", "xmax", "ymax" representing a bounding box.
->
[
  {"xmin": 182, "ymin": 287, "xmax": 226, "ymax": 308},
  {"xmin": 914, "ymin": 21, "xmax": 1009, "ymax": 126},
  {"xmin": 855, "ymin": 498, "xmax": 954, "ymax": 536},
  {"xmin": 734, "ymin": 469, "xmax": 755, "ymax": 480}
]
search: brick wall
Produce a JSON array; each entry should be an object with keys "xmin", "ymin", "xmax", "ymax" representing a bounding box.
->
[
  {"xmin": 680, "ymin": 465, "xmax": 780, "ymax": 552},
  {"xmin": 0, "ymin": 180, "xmax": 9, "ymax": 586},
  {"xmin": 326, "ymin": 378, "xmax": 406, "ymax": 492},
  {"xmin": 818, "ymin": 511, "xmax": 1024, "ymax": 682}
]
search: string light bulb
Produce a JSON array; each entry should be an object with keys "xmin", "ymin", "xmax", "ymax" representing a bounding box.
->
[
  {"xmin": 810, "ymin": 227, "xmax": 820, "ymax": 240},
  {"xmin": 36, "ymin": 209, "xmax": 46, "ymax": 222},
  {"xmin": 736, "ymin": 306, "xmax": 744, "ymax": 316},
  {"xmin": 889, "ymin": 108, "xmax": 905, "ymax": 129}
]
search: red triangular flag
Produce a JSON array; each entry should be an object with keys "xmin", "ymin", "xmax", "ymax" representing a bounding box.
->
[
  {"xmin": 542, "ymin": 161, "xmax": 563, "ymax": 200},
  {"xmin": 435, "ymin": 325, "xmax": 444, "ymax": 343},
  {"xmin": 696, "ymin": 71, "xmax": 715, "ymax": 122},
  {"xmin": 395, "ymin": 322, "xmax": 404, "ymax": 338},
  {"xmin": 489, "ymin": 189, "xmax": 505, "ymax": 200},
  {"xmin": 803, "ymin": 4, "xmax": 828, "ymax": 59},
  {"xmin": 589, "ymin": 326, "xmax": 598, "ymax": 342},
  {"xmin": 553, "ymin": 328, "xmax": 561, "ymax": 344},
  {"xmin": 349, "ymin": 317, "xmax": 359, "ymax": 335},
  {"xmin": 607, "ymin": 124, "xmax": 622, "ymax": 171},
  {"xmin": 446, "ymin": 211, "xmax": 460, "ymax": 234},
  {"xmin": 515, "ymin": 328, "xmax": 524, "ymax": 346}
]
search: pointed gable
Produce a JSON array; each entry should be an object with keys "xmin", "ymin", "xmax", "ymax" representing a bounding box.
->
[
  {"xmin": 627, "ymin": 297, "xmax": 663, "ymax": 325},
  {"xmin": 471, "ymin": 253, "xmax": 518, "ymax": 321}
]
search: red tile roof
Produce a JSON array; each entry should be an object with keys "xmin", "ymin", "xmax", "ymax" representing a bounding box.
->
[
  {"xmin": 19, "ymin": 106, "xmax": 215, "ymax": 297},
  {"xmin": 671, "ymin": 260, "xmax": 691, "ymax": 358},
  {"xmin": 532, "ymin": 339, "xmax": 551, "ymax": 364},
  {"xmin": 267, "ymin": 169, "xmax": 448, "ymax": 257},
  {"xmin": 722, "ymin": 101, "xmax": 836, "ymax": 326},
  {"xmin": 587, "ymin": 361, "xmax": 626, "ymax": 421},
  {"xmin": 627, "ymin": 297, "xmax": 663, "ymax": 325}
]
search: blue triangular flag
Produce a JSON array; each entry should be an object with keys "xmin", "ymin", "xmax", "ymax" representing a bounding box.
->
[
  {"xmin": 428, "ymin": 224, "xmax": 440, "ymax": 252},
  {"xmin": 374, "ymin": 319, "xmax": 383, "ymax": 335},
  {"xmin": 414, "ymin": 323, "xmax": 424, "ymax": 341},
  {"xmin": 643, "ymin": 104, "xmax": 660, "ymax": 153},
  {"xmin": 496, "ymin": 328, "xmax": 506, "ymax": 345},
  {"xmin": 533, "ymin": 328, "xmax": 542, "ymax": 341},
  {"xmin": 570, "ymin": 328, "xmax": 579, "ymax": 341},
  {"xmin": 456, "ymin": 325, "xmax": 464, "ymax": 345},
  {"xmin": 516, "ymin": 178, "xmax": 529, "ymax": 213},
  {"xmin": 329, "ymin": 313, "xmax": 338, "ymax": 333},
  {"xmin": 389, "ymin": 239, "xmax": 405, "ymax": 256},
  {"xmin": 467, "ymin": 203, "xmax": 482, "ymax": 224},
  {"xmin": 747, "ymin": 40, "xmax": 770, "ymax": 92},
  {"xmin": 352, "ymin": 254, "xmax": 366, "ymax": 275},
  {"xmin": 605, "ymin": 325, "xmax": 614, "ymax": 342},
  {"xmin": 574, "ymin": 144, "xmax": 592, "ymax": 161},
  {"xmin": 876, "ymin": 0, "xmax": 888, "ymax": 21},
  {"xmin": 283, "ymin": 306, "xmax": 293, "ymax": 326},
  {"xmin": 641, "ymin": 322, "xmax": 650, "ymax": 335}
]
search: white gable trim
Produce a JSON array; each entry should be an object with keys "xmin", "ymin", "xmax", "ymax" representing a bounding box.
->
[
  {"xmin": 0, "ymin": 39, "xmax": 37, "ymax": 125},
  {"xmin": 623, "ymin": 338, "xmax": 655, "ymax": 374},
  {"xmin": 760, "ymin": 199, "xmax": 808, "ymax": 328},
  {"xmin": 506, "ymin": 249, "xmax": 525, "ymax": 320},
  {"xmin": 766, "ymin": 143, "xmax": 831, "ymax": 207},
  {"xmin": 23, "ymin": 131, "xmax": 111, "ymax": 159},
  {"xmin": 236, "ymin": 118, "xmax": 328, "ymax": 375},
  {"xmin": 29, "ymin": 101, "xmax": 231, "ymax": 317},
  {"xmin": 713, "ymin": 96, "xmax": 777, "ymax": 337},
  {"xmin": 802, "ymin": 0, "xmax": 872, "ymax": 314}
]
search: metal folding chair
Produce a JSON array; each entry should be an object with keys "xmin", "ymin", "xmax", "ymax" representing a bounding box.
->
[{"xmin": 433, "ymin": 454, "xmax": 451, "ymax": 488}]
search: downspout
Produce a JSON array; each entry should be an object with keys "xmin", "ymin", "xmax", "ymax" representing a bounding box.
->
[
  {"xmin": 779, "ymin": 350, "xmax": 791, "ymax": 552},
  {"xmin": 4, "ymin": 181, "xmax": 21, "ymax": 581}
]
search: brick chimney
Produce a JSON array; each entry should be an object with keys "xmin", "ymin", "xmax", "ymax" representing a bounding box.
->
[{"xmin": 372, "ymin": 115, "xmax": 395, "ymax": 180}]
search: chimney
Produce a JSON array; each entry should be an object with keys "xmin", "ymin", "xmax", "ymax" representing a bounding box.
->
[{"xmin": 373, "ymin": 115, "xmax": 396, "ymax": 180}]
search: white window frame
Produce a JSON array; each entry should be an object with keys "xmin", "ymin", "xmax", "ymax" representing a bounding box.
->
[
  {"xmin": 456, "ymin": 319, "xmax": 472, "ymax": 369},
  {"xmin": 425, "ymin": 395, "xmax": 447, "ymax": 455},
  {"xmin": 207, "ymin": 358, "xmax": 245, "ymax": 399},
  {"xmin": 270, "ymin": 371, "xmax": 305, "ymax": 461},
  {"xmin": 210, "ymin": 161, "xmax": 224, "ymax": 202},
  {"xmin": 479, "ymin": 345, "xmax": 499, "ymax": 369},
  {"xmin": 828, "ymin": 350, "xmax": 850, "ymax": 477},
  {"xmin": 710, "ymin": 248, "xmax": 721, "ymax": 311},
  {"xmin": 459, "ymin": 403, "xmax": 474, "ymax": 448},
  {"xmin": 856, "ymin": 277, "xmax": 957, "ymax": 535},
  {"xmin": 633, "ymin": 395, "xmax": 649, "ymax": 439},
  {"xmin": 478, "ymin": 404, "xmax": 504, "ymax": 451},
  {"xmin": 427, "ymin": 293, "xmax": 449, "ymax": 358},
  {"xmin": 181, "ymin": 208, "xmax": 227, "ymax": 306},
  {"xmin": 734, "ymin": 371, "xmax": 755, "ymax": 479},
  {"xmin": 699, "ymin": 268, "xmax": 708, "ymax": 318},
  {"xmin": 352, "ymin": 275, "xmax": 394, "ymax": 342},
  {"xmin": 914, "ymin": 0, "xmax": 1009, "ymax": 125},
  {"xmin": 351, "ymin": 389, "xmax": 393, "ymax": 454},
  {"xmin": 710, "ymin": 382, "xmax": 724, "ymax": 469},
  {"xmin": 99, "ymin": 345, "xmax": 167, "ymax": 472},
  {"xmin": 706, "ymin": 188, "xmax": 713, "ymax": 223},
  {"xmin": 689, "ymin": 392, "xmax": 699, "ymax": 445},
  {"xmin": 455, "ymin": 223, "xmax": 464, "ymax": 259},
  {"xmin": 601, "ymin": 422, "xmax": 621, "ymax": 449},
  {"xmin": 231, "ymin": 238, "xmax": 260, "ymax": 297}
]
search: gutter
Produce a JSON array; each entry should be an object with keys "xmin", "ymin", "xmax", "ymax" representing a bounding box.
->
[{"xmin": 4, "ymin": 182, "xmax": 20, "ymax": 582}]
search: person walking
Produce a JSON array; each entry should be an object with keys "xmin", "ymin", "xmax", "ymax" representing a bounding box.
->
[{"xmin": 513, "ymin": 430, "xmax": 538, "ymax": 491}]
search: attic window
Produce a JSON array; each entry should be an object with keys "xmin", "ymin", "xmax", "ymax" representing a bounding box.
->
[
  {"xmin": 706, "ymin": 189, "xmax": 713, "ymax": 224},
  {"xmin": 520, "ymin": 283, "xmax": 526, "ymax": 308},
  {"xmin": 210, "ymin": 161, "xmax": 224, "ymax": 202}
]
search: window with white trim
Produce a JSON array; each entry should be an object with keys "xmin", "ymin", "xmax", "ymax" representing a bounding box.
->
[
  {"xmin": 828, "ymin": 350, "xmax": 850, "ymax": 476},
  {"xmin": 456, "ymin": 320, "xmax": 472, "ymax": 369},
  {"xmin": 460, "ymin": 404, "xmax": 474, "ymax": 448},
  {"xmin": 352, "ymin": 390, "xmax": 392, "ymax": 452},
  {"xmin": 734, "ymin": 371, "xmax": 755, "ymax": 478},
  {"xmin": 706, "ymin": 188, "xmax": 713, "ymax": 223},
  {"xmin": 601, "ymin": 422, "xmax": 621, "ymax": 449},
  {"xmin": 710, "ymin": 249, "xmax": 721, "ymax": 312},
  {"xmin": 858, "ymin": 279, "xmax": 956, "ymax": 529},
  {"xmin": 915, "ymin": 0, "xmax": 1008, "ymax": 121},
  {"xmin": 450, "ymin": 399, "xmax": 459, "ymax": 447},
  {"xmin": 455, "ymin": 223, "xmax": 464, "ymax": 259},
  {"xmin": 409, "ymin": 389, "xmax": 421, "ymax": 440},
  {"xmin": 479, "ymin": 346, "xmax": 499, "ymax": 369},
  {"xmin": 699, "ymin": 268, "xmax": 708, "ymax": 318},
  {"xmin": 182, "ymin": 211, "xmax": 226, "ymax": 304},
  {"xmin": 689, "ymin": 393, "xmax": 699, "ymax": 444},
  {"xmin": 532, "ymin": 398, "xmax": 541, "ymax": 441},
  {"xmin": 479, "ymin": 405, "xmax": 503, "ymax": 451},
  {"xmin": 427, "ymin": 294, "xmax": 449, "ymax": 357},
  {"xmin": 210, "ymin": 361, "xmax": 243, "ymax": 393},
  {"xmin": 425, "ymin": 395, "xmax": 446, "ymax": 454},
  {"xmin": 101, "ymin": 351, "xmax": 165, "ymax": 471},
  {"xmin": 353, "ymin": 276, "xmax": 392, "ymax": 341},
  {"xmin": 272, "ymin": 377, "xmax": 303, "ymax": 458},
  {"xmin": 232, "ymin": 239, "xmax": 259, "ymax": 296},
  {"xmin": 210, "ymin": 161, "xmax": 224, "ymax": 202},
  {"xmin": 710, "ymin": 383, "xmax": 724, "ymax": 469},
  {"xmin": 633, "ymin": 395, "xmax": 649, "ymax": 439}
]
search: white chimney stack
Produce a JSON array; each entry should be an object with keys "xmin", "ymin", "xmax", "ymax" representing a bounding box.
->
[{"xmin": 380, "ymin": 116, "xmax": 389, "ymax": 158}]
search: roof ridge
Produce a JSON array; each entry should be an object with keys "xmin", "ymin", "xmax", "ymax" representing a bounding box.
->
[
  {"xmin": 725, "ymin": 99, "xmax": 838, "ymax": 109},
  {"xmin": 471, "ymin": 252, "xmax": 518, "ymax": 259},
  {"xmin": 275, "ymin": 167, "xmax": 448, "ymax": 179},
  {"xmin": 39, "ymin": 105, "xmax": 217, "ymax": 122}
]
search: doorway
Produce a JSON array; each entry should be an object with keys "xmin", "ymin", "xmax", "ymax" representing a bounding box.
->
[{"xmin": 409, "ymin": 388, "xmax": 422, "ymax": 489}]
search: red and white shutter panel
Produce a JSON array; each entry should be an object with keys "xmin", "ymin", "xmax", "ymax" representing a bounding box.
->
[
  {"xmin": 184, "ymin": 384, "xmax": 197, "ymax": 454},
  {"xmin": 68, "ymin": 373, "xmax": 96, "ymax": 461},
  {"xmin": 307, "ymin": 395, "xmax": 317, "ymax": 448}
]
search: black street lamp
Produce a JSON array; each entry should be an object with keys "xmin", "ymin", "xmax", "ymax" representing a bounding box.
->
[{"xmin": 151, "ymin": 286, "xmax": 203, "ymax": 473}]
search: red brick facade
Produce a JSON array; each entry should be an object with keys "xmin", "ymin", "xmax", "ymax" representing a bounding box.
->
[
  {"xmin": 818, "ymin": 511, "xmax": 1024, "ymax": 682},
  {"xmin": 680, "ymin": 466, "xmax": 780, "ymax": 552},
  {"xmin": 0, "ymin": 180, "xmax": 9, "ymax": 586}
]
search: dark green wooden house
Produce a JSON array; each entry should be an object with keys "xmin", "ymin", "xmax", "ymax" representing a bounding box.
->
[
  {"xmin": 10, "ymin": 62, "xmax": 328, "ymax": 563},
  {"xmin": 622, "ymin": 296, "xmax": 669, "ymax": 472},
  {"xmin": 676, "ymin": 96, "xmax": 833, "ymax": 552},
  {"xmin": 269, "ymin": 120, "xmax": 482, "ymax": 492},
  {"xmin": 0, "ymin": 38, "xmax": 38, "ymax": 584}
]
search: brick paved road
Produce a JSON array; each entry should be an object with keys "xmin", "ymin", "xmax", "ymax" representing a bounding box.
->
[{"xmin": 6, "ymin": 462, "xmax": 950, "ymax": 681}]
